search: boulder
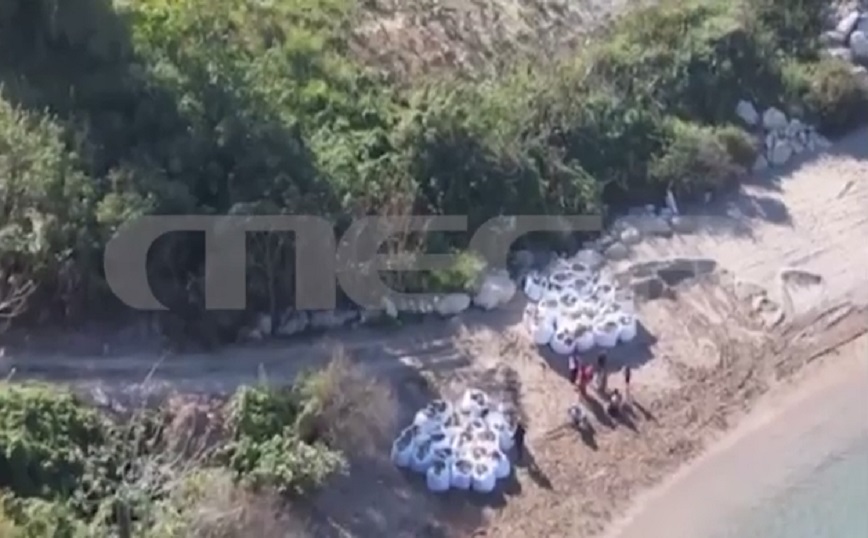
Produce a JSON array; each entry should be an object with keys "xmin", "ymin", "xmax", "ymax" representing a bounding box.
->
[
  {"xmin": 752, "ymin": 155, "xmax": 769, "ymax": 173},
  {"xmin": 851, "ymin": 30, "xmax": 868, "ymax": 59},
  {"xmin": 570, "ymin": 248, "xmax": 605, "ymax": 270},
  {"xmin": 473, "ymin": 270, "xmax": 516, "ymax": 310},
  {"xmin": 620, "ymin": 226, "xmax": 642, "ymax": 246},
  {"xmin": 768, "ymin": 140, "xmax": 793, "ymax": 166},
  {"xmin": 604, "ymin": 242, "xmax": 629, "ymax": 261},
  {"xmin": 825, "ymin": 46, "xmax": 854, "ymax": 62},
  {"xmin": 735, "ymin": 99, "xmax": 759, "ymax": 126},
  {"xmin": 762, "ymin": 107, "xmax": 788, "ymax": 131},
  {"xmin": 276, "ymin": 310, "xmax": 309, "ymax": 336},
  {"xmin": 670, "ymin": 215, "xmax": 697, "ymax": 234},
  {"xmin": 837, "ymin": 11, "xmax": 862, "ymax": 36},
  {"xmin": 820, "ymin": 30, "xmax": 847, "ymax": 47},
  {"xmin": 627, "ymin": 215, "xmax": 673, "ymax": 237},
  {"xmin": 435, "ymin": 293, "xmax": 471, "ymax": 316},
  {"xmin": 255, "ymin": 313, "xmax": 272, "ymax": 336},
  {"xmin": 310, "ymin": 309, "xmax": 358, "ymax": 330},
  {"xmin": 382, "ymin": 296, "xmax": 399, "ymax": 318}
]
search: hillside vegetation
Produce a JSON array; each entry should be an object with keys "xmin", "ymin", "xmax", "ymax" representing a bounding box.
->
[{"xmin": 0, "ymin": 0, "xmax": 866, "ymax": 345}]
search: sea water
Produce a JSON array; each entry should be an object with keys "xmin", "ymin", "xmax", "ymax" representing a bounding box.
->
[{"xmin": 714, "ymin": 434, "xmax": 868, "ymax": 538}]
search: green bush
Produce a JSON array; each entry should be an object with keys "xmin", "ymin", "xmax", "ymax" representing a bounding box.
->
[
  {"xmin": 650, "ymin": 120, "xmax": 745, "ymax": 197},
  {"xmin": 747, "ymin": 0, "xmax": 826, "ymax": 58},
  {"xmin": 801, "ymin": 59, "xmax": 868, "ymax": 136},
  {"xmin": 222, "ymin": 385, "xmax": 346, "ymax": 494},
  {"xmin": 0, "ymin": 383, "xmax": 107, "ymax": 500},
  {"xmin": 715, "ymin": 124, "xmax": 759, "ymax": 168}
]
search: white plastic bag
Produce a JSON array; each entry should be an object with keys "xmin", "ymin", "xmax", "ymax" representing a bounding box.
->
[
  {"xmin": 450, "ymin": 458, "xmax": 473, "ymax": 490},
  {"xmin": 593, "ymin": 318, "xmax": 620, "ymax": 348},
  {"xmin": 532, "ymin": 317, "xmax": 556, "ymax": 345},
  {"xmin": 390, "ymin": 427, "xmax": 416, "ymax": 468},
  {"xmin": 572, "ymin": 324, "xmax": 594, "ymax": 352},
  {"xmin": 523, "ymin": 272, "xmax": 546, "ymax": 302},
  {"xmin": 618, "ymin": 313, "xmax": 638, "ymax": 342},
  {"xmin": 471, "ymin": 463, "xmax": 497, "ymax": 493},
  {"xmin": 426, "ymin": 460, "xmax": 451, "ymax": 492},
  {"xmin": 410, "ymin": 440, "xmax": 435, "ymax": 473},
  {"xmin": 550, "ymin": 328, "xmax": 576, "ymax": 355},
  {"xmin": 489, "ymin": 449, "xmax": 511, "ymax": 479}
]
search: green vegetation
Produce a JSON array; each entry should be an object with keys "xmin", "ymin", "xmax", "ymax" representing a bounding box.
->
[
  {"xmin": 0, "ymin": 351, "xmax": 395, "ymax": 536},
  {"xmin": 1, "ymin": 0, "xmax": 865, "ymax": 341}
]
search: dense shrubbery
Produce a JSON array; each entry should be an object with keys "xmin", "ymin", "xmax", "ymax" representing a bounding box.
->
[
  {"xmin": 0, "ymin": 352, "xmax": 391, "ymax": 536},
  {"xmin": 0, "ymin": 0, "xmax": 866, "ymax": 342}
]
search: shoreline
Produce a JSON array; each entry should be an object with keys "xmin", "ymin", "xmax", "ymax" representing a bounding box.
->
[{"xmin": 604, "ymin": 333, "xmax": 868, "ymax": 538}]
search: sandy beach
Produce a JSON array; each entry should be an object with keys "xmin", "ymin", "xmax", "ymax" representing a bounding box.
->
[{"xmin": 607, "ymin": 334, "xmax": 868, "ymax": 538}]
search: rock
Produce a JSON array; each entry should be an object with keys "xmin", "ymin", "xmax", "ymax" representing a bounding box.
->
[
  {"xmin": 631, "ymin": 276, "xmax": 666, "ymax": 301},
  {"xmin": 276, "ymin": 310, "xmax": 309, "ymax": 336},
  {"xmin": 255, "ymin": 313, "xmax": 272, "ymax": 336},
  {"xmin": 825, "ymin": 46, "xmax": 854, "ymax": 62},
  {"xmin": 473, "ymin": 270, "xmax": 516, "ymax": 310},
  {"xmin": 768, "ymin": 140, "xmax": 793, "ymax": 166},
  {"xmin": 382, "ymin": 296, "xmax": 399, "ymax": 318},
  {"xmin": 604, "ymin": 242, "xmax": 629, "ymax": 261},
  {"xmin": 735, "ymin": 100, "xmax": 759, "ymax": 125},
  {"xmin": 814, "ymin": 134, "xmax": 833, "ymax": 149},
  {"xmin": 859, "ymin": 14, "xmax": 868, "ymax": 33},
  {"xmin": 820, "ymin": 30, "xmax": 847, "ymax": 47},
  {"xmin": 670, "ymin": 215, "xmax": 697, "ymax": 234},
  {"xmin": 752, "ymin": 155, "xmax": 769, "ymax": 173},
  {"xmin": 435, "ymin": 293, "xmax": 471, "ymax": 316},
  {"xmin": 851, "ymin": 30, "xmax": 868, "ymax": 59},
  {"xmin": 309, "ymin": 309, "xmax": 358, "ymax": 330},
  {"xmin": 762, "ymin": 107, "xmax": 788, "ymax": 131},
  {"xmin": 621, "ymin": 215, "xmax": 673, "ymax": 238},
  {"xmin": 570, "ymin": 249, "xmax": 605, "ymax": 270},
  {"xmin": 837, "ymin": 10, "xmax": 862, "ymax": 36},
  {"xmin": 620, "ymin": 226, "xmax": 642, "ymax": 246}
]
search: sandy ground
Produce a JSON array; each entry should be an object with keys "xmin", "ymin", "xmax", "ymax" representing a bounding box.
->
[
  {"xmin": 607, "ymin": 334, "xmax": 868, "ymax": 538},
  {"xmin": 2, "ymin": 129, "xmax": 867, "ymax": 537}
]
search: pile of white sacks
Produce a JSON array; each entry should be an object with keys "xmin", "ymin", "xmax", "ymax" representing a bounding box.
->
[
  {"xmin": 521, "ymin": 251, "xmax": 637, "ymax": 354},
  {"xmin": 390, "ymin": 389, "xmax": 516, "ymax": 493},
  {"xmin": 735, "ymin": 102, "xmax": 831, "ymax": 169}
]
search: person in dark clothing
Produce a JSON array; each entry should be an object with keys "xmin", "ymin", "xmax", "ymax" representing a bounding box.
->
[
  {"xmin": 596, "ymin": 354, "xmax": 609, "ymax": 395},
  {"xmin": 568, "ymin": 353, "xmax": 580, "ymax": 386},
  {"xmin": 624, "ymin": 366, "xmax": 633, "ymax": 406},
  {"xmin": 513, "ymin": 422, "xmax": 526, "ymax": 462}
]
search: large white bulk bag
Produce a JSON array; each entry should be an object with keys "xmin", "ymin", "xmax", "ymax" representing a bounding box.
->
[
  {"xmin": 471, "ymin": 462, "xmax": 497, "ymax": 493},
  {"xmin": 428, "ymin": 429, "xmax": 452, "ymax": 451},
  {"xmin": 426, "ymin": 460, "xmax": 451, "ymax": 492},
  {"xmin": 574, "ymin": 325, "xmax": 596, "ymax": 352},
  {"xmin": 593, "ymin": 318, "xmax": 620, "ymax": 348},
  {"xmin": 458, "ymin": 389, "xmax": 490, "ymax": 417},
  {"xmin": 489, "ymin": 449, "xmax": 511, "ymax": 479},
  {"xmin": 474, "ymin": 428, "xmax": 500, "ymax": 450},
  {"xmin": 410, "ymin": 440, "xmax": 435, "ymax": 473},
  {"xmin": 450, "ymin": 458, "xmax": 474, "ymax": 490},
  {"xmin": 550, "ymin": 328, "xmax": 576, "ymax": 355},
  {"xmin": 618, "ymin": 313, "xmax": 638, "ymax": 342},
  {"xmin": 484, "ymin": 411, "xmax": 515, "ymax": 452},
  {"xmin": 523, "ymin": 272, "xmax": 546, "ymax": 302},
  {"xmin": 532, "ymin": 317, "xmax": 556, "ymax": 345},
  {"xmin": 390, "ymin": 427, "xmax": 416, "ymax": 468}
]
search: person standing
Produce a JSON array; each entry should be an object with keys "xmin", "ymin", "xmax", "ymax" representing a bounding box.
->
[
  {"xmin": 578, "ymin": 361, "xmax": 594, "ymax": 399},
  {"xmin": 513, "ymin": 421, "xmax": 526, "ymax": 462},
  {"xmin": 596, "ymin": 354, "xmax": 609, "ymax": 396},
  {"xmin": 568, "ymin": 353, "xmax": 580, "ymax": 387},
  {"xmin": 624, "ymin": 366, "xmax": 633, "ymax": 406}
]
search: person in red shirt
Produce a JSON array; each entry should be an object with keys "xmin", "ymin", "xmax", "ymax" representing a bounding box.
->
[{"xmin": 578, "ymin": 361, "xmax": 594, "ymax": 399}]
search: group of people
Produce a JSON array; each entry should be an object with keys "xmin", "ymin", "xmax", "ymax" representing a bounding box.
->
[
  {"xmin": 511, "ymin": 352, "xmax": 634, "ymax": 462},
  {"xmin": 567, "ymin": 352, "xmax": 632, "ymax": 428}
]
